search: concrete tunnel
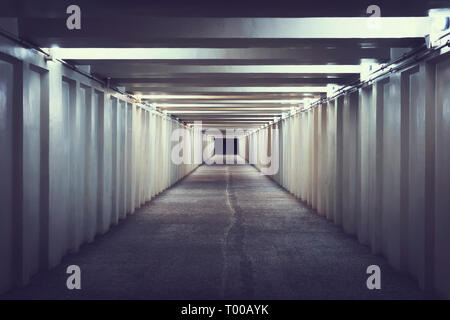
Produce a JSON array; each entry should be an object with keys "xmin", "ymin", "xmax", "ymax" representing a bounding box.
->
[{"xmin": 1, "ymin": 0, "xmax": 450, "ymax": 301}]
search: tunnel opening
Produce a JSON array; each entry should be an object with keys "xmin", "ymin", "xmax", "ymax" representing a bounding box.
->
[{"xmin": 214, "ymin": 138, "xmax": 238, "ymax": 156}]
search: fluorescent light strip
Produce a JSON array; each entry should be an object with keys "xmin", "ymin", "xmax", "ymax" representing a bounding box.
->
[
  {"xmin": 192, "ymin": 120, "xmax": 270, "ymax": 123},
  {"xmin": 203, "ymin": 124, "xmax": 262, "ymax": 127},
  {"xmin": 183, "ymin": 118, "xmax": 274, "ymax": 120},
  {"xmin": 154, "ymin": 100, "xmax": 305, "ymax": 106},
  {"xmin": 164, "ymin": 109, "xmax": 292, "ymax": 112},
  {"xmin": 134, "ymin": 65, "xmax": 362, "ymax": 74},
  {"xmin": 138, "ymin": 94, "xmax": 315, "ymax": 100},
  {"xmin": 136, "ymin": 87, "xmax": 329, "ymax": 93},
  {"xmin": 170, "ymin": 111, "xmax": 283, "ymax": 114}
]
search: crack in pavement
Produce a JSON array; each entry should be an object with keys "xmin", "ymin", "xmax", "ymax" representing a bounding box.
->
[{"xmin": 222, "ymin": 166, "xmax": 254, "ymax": 298}]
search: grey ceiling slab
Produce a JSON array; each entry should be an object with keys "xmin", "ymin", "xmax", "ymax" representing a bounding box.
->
[{"xmin": 11, "ymin": 0, "xmax": 429, "ymax": 19}]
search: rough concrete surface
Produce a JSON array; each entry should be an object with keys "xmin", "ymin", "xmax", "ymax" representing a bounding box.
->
[{"xmin": 1, "ymin": 158, "xmax": 434, "ymax": 300}]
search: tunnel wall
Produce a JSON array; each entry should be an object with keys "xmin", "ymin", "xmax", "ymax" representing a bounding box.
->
[
  {"xmin": 0, "ymin": 36, "xmax": 201, "ymax": 294},
  {"xmin": 241, "ymin": 52, "xmax": 450, "ymax": 298},
  {"xmin": 203, "ymin": 135, "xmax": 215, "ymax": 161}
]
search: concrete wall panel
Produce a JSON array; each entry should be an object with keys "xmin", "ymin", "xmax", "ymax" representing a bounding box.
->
[
  {"xmin": 342, "ymin": 92, "xmax": 359, "ymax": 235},
  {"xmin": 434, "ymin": 56, "xmax": 450, "ymax": 298},
  {"xmin": 0, "ymin": 58, "xmax": 15, "ymax": 293},
  {"xmin": 402, "ymin": 65, "xmax": 427, "ymax": 287},
  {"xmin": 85, "ymin": 86, "xmax": 98, "ymax": 242},
  {"xmin": 22, "ymin": 67, "xmax": 42, "ymax": 282},
  {"xmin": 49, "ymin": 64, "xmax": 70, "ymax": 267},
  {"xmin": 111, "ymin": 97, "xmax": 120, "ymax": 225},
  {"xmin": 359, "ymin": 87, "xmax": 371, "ymax": 245},
  {"xmin": 101, "ymin": 93, "xmax": 113, "ymax": 232},
  {"xmin": 381, "ymin": 75, "xmax": 402, "ymax": 270},
  {"xmin": 326, "ymin": 100, "xmax": 336, "ymax": 221}
]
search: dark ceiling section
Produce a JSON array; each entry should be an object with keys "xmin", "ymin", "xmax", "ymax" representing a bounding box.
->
[
  {"xmin": 3, "ymin": 0, "xmax": 441, "ymax": 130},
  {"xmin": 7, "ymin": 0, "xmax": 437, "ymax": 18}
]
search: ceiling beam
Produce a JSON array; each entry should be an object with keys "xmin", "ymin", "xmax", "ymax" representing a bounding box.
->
[
  {"xmin": 137, "ymin": 94, "xmax": 317, "ymax": 101},
  {"xmin": 111, "ymin": 78, "xmax": 351, "ymax": 86},
  {"xmin": 169, "ymin": 110, "xmax": 285, "ymax": 114},
  {"xmin": 89, "ymin": 64, "xmax": 362, "ymax": 76},
  {"xmin": 156, "ymin": 103, "xmax": 300, "ymax": 108},
  {"xmin": 131, "ymin": 86, "xmax": 329, "ymax": 93},
  {"xmin": 177, "ymin": 114, "xmax": 278, "ymax": 119},
  {"xmin": 36, "ymin": 18, "xmax": 428, "ymax": 49},
  {"xmin": 185, "ymin": 119, "xmax": 270, "ymax": 122}
]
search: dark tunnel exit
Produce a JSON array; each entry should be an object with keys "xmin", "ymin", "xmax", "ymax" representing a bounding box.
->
[{"xmin": 214, "ymin": 138, "xmax": 238, "ymax": 155}]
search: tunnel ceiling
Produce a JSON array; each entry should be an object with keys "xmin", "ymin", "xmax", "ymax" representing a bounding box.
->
[{"xmin": 7, "ymin": 0, "xmax": 444, "ymax": 131}]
